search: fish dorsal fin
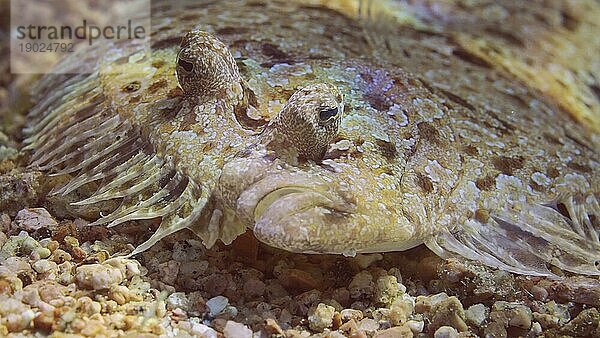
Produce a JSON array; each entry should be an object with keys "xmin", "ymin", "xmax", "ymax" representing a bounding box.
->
[{"xmin": 425, "ymin": 194, "xmax": 600, "ymax": 277}]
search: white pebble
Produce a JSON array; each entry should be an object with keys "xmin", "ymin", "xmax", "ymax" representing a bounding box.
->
[
  {"xmin": 223, "ymin": 320, "xmax": 253, "ymax": 338},
  {"xmin": 206, "ymin": 295, "xmax": 229, "ymax": 317}
]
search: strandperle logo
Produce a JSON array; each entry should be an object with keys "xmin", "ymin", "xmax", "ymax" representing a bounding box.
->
[
  {"xmin": 15, "ymin": 20, "xmax": 146, "ymax": 46},
  {"xmin": 10, "ymin": 0, "xmax": 151, "ymax": 74}
]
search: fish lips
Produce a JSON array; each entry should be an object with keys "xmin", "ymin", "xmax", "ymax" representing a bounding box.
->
[{"xmin": 236, "ymin": 171, "xmax": 359, "ymax": 253}]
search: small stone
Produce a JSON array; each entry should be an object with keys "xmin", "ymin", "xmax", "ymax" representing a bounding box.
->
[
  {"xmin": 189, "ymin": 322, "xmax": 218, "ymax": 338},
  {"xmin": 349, "ymin": 271, "xmax": 374, "ymax": 299},
  {"xmin": 358, "ymin": 318, "xmax": 379, "ymax": 332},
  {"xmin": 374, "ymin": 325, "xmax": 413, "ymax": 338},
  {"xmin": 428, "ymin": 296, "xmax": 468, "ymax": 333},
  {"xmin": 375, "ymin": 275, "xmax": 404, "ymax": 305},
  {"xmin": 434, "ymin": 326, "xmax": 459, "ymax": 338},
  {"xmin": 166, "ymin": 292, "xmax": 189, "ymax": 311},
  {"xmin": 465, "ymin": 303, "xmax": 487, "ymax": 326},
  {"xmin": 264, "ymin": 318, "xmax": 284, "ymax": 335},
  {"xmin": 561, "ymin": 308, "xmax": 599, "ymax": 337},
  {"xmin": 308, "ymin": 303, "xmax": 335, "ymax": 332},
  {"xmin": 530, "ymin": 285, "xmax": 548, "ymax": 301},
  {"xmin": 533, "ymin": 312, "xmax": 560, "ymax": 329},
  {"xmin": 32, "ymin": 259, "xmax": 58, "ymax": 275},
  {"xmin": 158, "ymin": 260, "xmax": 180, "ymax": 286},
  {"xmin": 406, "ymin": 320, "xmax": 424, "ymax": 334},
  {"xmin": 492, "ymin": 301, "xmax": 532, "ymax": 329},
  {"xmin": 14, "ymin": 208, "xmax": 57, "ymax": 233},
  {"xmin": 206, "ymin": 295, "xmax": 229, "ymax": 317},
  {"xmin": 353, "ymin": 253, "xmax": 383, "ymax": 269},
  {"xmin": 243, "ymin": 278, "xmax": 266, "ymax": 298},
  {"xmin": 223, "ymin": 320, "xmax": 252, "ymax": 338},
  {"xmin": 75, "ymin": 263, "xmax": 124, "ymax": 290},
  {"xmin": 341, "ymin": 308, "xmax": 364, "ymax": 322},
  {"xmin": 530, "ymin": 322, "xmax": 542, "ymax": 335}
]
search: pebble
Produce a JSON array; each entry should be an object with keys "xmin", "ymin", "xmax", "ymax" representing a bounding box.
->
[
  {"xmin": 492, "ymin": 301, "xmax": 532, "ymax": 329},
  {"xmin": 341, "ymin": 308, "xmax": 364, "ymax": 322},
  {"xmin": 223, "ymin": 320, "xmax": 253, "ymax": 338},
  {"xmin": 428, "ymin": 296, "xmax": 468, "ymax": 333},
  {"xmin": 373, "ymin": 325, "xmax": 413, "ymax": 338},
  {"xmin": 32, "ymin": 259, "xmax": 58, "ymax": 275},
  {"xmin": 349, "ymin": 271, "xmax": 374, "ymax": 299},
  {"xmin": 243, "ymin": 278, "xmax": 266, "ymax": 298},
  {"xmin": 358, "ymin": 318, "xmax": 379, "ymax": 332},
  {"xmin": 75, "ymin": 264, "xmax": 124, "ymax": 290},
  {"xmin": 406, "ymin": 320, "xmax": 424, "ymax": 334},
  {"xmin": 434, "ymin": 325, "xmax": 459, "ymax": 338},
  {"xmin": 388, "ymin": 298, "xmax": 414, "ymax": 325},
  {"xmin": 166, "ymin": 292, "xmax": 189, "ymax": 311},
  {"xmin": 206, "ymin": 295, "xmax": 229, "ymax": 317},
  {"xmin": 14, "ymin": 208, "xmax": 57, "ymax": 233},
  {"xmin": 308, "ymin": 303, "xmax": 335, "ymax": 332},
  {"xmin": 375, "ymin": 275, "xmax": 404, "ymax": 305},
  {"xmin": 464, "ymin": 303, "xmax": 487, "ymax": 326}
]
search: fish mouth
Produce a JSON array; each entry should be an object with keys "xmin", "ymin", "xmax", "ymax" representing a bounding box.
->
[{"xmin": 235, "ymin": 172, "xmax": 361, "ymax": 254}]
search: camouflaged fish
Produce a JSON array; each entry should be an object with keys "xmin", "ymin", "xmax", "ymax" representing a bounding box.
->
[{"xmin": 23, "ymin": 0, "xmax": 600, "ymax": 277}]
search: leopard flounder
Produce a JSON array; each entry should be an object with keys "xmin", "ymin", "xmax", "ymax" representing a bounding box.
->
[{"xmin": 23, "ymin": 0, "xmax": 599, "ymax": 277}]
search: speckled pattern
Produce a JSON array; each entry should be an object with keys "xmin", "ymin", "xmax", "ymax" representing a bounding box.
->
[{"xmin": 16, "ymin": 0, "xmax": 600, "ymax": 282}]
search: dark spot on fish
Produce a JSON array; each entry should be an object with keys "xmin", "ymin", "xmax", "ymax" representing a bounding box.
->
[
  {"xmin": 261, "ymin": 43, "xmax": 288, "ymax": 60},
  {"xmin": 121, "ymin": 81, "xmax": 141, "ymax": 93},
  {"xmin": 484, "ymin": 27, "xmax": 525, "ymax": 47},
  {"xmin": 114, "ymin": 56, "xmax": 129, "ymax": 65},
  {"xmin": 217, "ymin": 27, "xmax": 246, "ymax": 35},
  {"xmin": 463, "ymin": 144, "xmax": 479, "ymax": 156},
  {"xmin": 365, "ymin": 93, "xmax": 392, "ymax": 111},
  {"xmin": 167, "ymin": 87, "xmax": 184, "ymax": 98},
  {"xmin": 148, "ymin": 79, "xmax": 168, "ymax": 93},
  {"xmin": 529, "ymin": 179, "xmax": 545, "ymax": 192},
  {"xmin": 417, "ymin": 122, "xmax": 441, "ymax": 144},
  {"xmin": 181, "ymin": 13, "xmax": 201, "ymax": 21},
  {"xmin": 546, "ymin": 167, "xmax": 560, "ymax": 179},
  {"xmin": 151, "ymin": 36, "xmax": 182, "ymax": 50},
  {"xmin": 486, "ymin": 110, "xmax": 516, "ymax": 135},
  {"xmin": 567, "ymin": 161, "xmax": 592, "ymax": 173},
  {"xmin": 415, "ymin": 173, "xmax": 434, "ymax": 193},
  {"xmin": 128, "ymin": 96, "xmax": 141, "ymax": 104},
  {"xmin": 492, "ymin": 156, "xmax": 524, "ymax": 175},
  {"xmin": 375, "ymin": 139, "xmax": 397, "ymax": 160},
  {"xmin": 438, "ymin": 89, "xmax": 476, "ymax": 111},
  {"xmin": 165, "ymin": 176, "xmax": 189, "ymax": 202},
  {"xmin": 561, "ymin": 10, "xmax": 580, "ymax": 31},
  {"xmin": 474, "ymin": 209, "xmax": 490, "ymax": 223},
  {"xmin": 452, "ymin": 48, "xmax": 493, "ymax": 69},
  {"xmin": 589, "ymin": 84, "xmax": 600, "ymax": 103},
  {"xmin": 476, "ymin": 175, "xmax": 495, "ymax": 191},
  {"xmin": 247, "ymin": 1, "xmax": 267, "ymax": 7},
  {"xmin": 542, "ymin": 132, "xmax": 562, "ymax": 146},
  {"xmin": 152, "ymin": 60, "xmax": 166, "ymax": 69},
  {"xmin": 555, "ymin": 202, "xmax": 571, "ymax": 221}
]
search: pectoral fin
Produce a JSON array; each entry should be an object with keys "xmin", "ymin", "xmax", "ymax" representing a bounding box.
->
[{"xmin": 426, "ymin": 194, "xmax": 600, "ymax": 277}]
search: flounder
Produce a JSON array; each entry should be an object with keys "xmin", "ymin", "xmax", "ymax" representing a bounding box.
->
[{"xmin": 23, "ymin": 0, "xmax": 600, "ymax": 277}]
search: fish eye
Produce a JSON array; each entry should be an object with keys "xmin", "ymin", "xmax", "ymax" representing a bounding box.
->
[
  {"xmin": 319, "ymin": 107, "xmax": 338, "ymax": 124},
  {"xmin": 177, "ymin": 58, "xmax": 194, "ymax": 72}
]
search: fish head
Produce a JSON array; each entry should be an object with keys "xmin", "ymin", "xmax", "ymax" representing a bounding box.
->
[{"xmin": 219, "ymin": 80, "xmax": 421, "ymax": 255}]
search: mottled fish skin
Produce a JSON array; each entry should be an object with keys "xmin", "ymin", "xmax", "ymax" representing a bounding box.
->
[{"xmin": 24, "ymin": 0, "xmax": 599, "ymax": 276}]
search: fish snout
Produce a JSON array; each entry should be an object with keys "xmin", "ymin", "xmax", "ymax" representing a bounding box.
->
[{"xmin": 235, "ymin": 171, "xmax": 362, "ymax": 253}]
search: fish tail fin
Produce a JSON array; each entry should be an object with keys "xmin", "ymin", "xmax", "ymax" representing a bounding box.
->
[{"xmin": 425, "ymin": 194, "xmax": 600, "ymax": 277}]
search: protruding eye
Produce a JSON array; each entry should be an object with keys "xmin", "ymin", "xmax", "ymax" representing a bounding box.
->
[
  {"xmin": 319, "ymin": 107, "xmax": 338, "ymax": 123},
  {"xmin": 178, "ymin": 58, "xmax": 194, "ymax": 72}
]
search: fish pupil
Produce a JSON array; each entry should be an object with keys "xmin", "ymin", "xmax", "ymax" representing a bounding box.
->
[
  {"xmin": 319, "ymin": 107, "xmax": 338, "ymax": 122},
  {"xmin": 178, "ymin": 58, "xmax": 194, "ymax": 72}
]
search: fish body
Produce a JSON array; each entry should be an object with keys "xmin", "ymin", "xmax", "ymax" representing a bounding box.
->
[{"xmin": 24, "ymin": 0, "xmax": 600, "ymax": 276}]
